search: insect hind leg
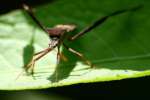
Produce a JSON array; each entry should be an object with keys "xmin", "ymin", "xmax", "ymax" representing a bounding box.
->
[{"xmin": 63, "ymin": 43, "xmax": 93, "ymax": 67}]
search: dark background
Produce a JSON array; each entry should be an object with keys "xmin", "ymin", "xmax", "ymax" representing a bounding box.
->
[
  {"xmin": 0, "ymin": 0, "xmax": 150, "ymax": 99},
  {"xmin": 0, "ymin": 0, "xmax": 53, "ymax": 14}
]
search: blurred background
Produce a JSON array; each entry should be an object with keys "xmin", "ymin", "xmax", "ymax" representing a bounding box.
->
[
  {"xmin": 0, "ymin": 0, "xmax": 150, "ymax": 99},
  {"xmin": 0, "ymin": 0, "xmax": 52, "ymax": 14},
  {"xmin": 0, "ymin": 77, "xmax": 150, "ymax": 99}
]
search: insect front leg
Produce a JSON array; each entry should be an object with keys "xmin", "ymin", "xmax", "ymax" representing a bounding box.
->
[{"xmin": 24, "ymin": 47, "xmax": 53, "ymax": 76}]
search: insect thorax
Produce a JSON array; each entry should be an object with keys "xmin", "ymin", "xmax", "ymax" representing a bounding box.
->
[{"xmin": 47, "ymin": 24, "xmax": 76, "ymax": 38}]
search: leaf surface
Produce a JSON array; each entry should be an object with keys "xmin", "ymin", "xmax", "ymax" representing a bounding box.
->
[{"xmin": 0, "ymin": 0, "xmax": 150, "ymax": 90}]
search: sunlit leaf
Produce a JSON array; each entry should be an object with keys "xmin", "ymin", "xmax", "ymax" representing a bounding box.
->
[{"xmin": 0, "ymin": 0, "xmax": 150, "ymax": 90}]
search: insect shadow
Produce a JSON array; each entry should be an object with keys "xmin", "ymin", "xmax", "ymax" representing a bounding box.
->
[
  {"xmin": 23, "ymin": 32, "xmax": 35, "ymax": 70},
  {"xmin": 48, "ymin": 5, "xmax": 149, "ymax": 82},
  {"xmin": 22, "ymin": 11, "xmax": 37, "ymax": 75},
  {"xmin": 48, "ymin": 30, "xmax": 86, "ymax": 82},
  {"xmin": 21, "ymin": 3, "xmax": 146, "ymax": 82}
]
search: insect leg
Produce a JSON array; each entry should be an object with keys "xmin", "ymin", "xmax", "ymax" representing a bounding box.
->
[
  {"xmin": 22, "ymin": 3, "xmax": 48, "ymax": 33},
  {"xmin": 57, "ymin": 45, "xmax": 61, "ymax": 64},
  {"xmin": 34, "ymin": 47, "xmax": 52, "ymax": 56},
  {"xmin": 70, "ymin": 5, "xmax": 142, "ymax": 41},
  {"xmin": 63, "ymin": 43, "xmax": 93, "ymax": 67},
  {"xmin": 25, "ymin": 47, "xmax": 53, "ymax": 75}
]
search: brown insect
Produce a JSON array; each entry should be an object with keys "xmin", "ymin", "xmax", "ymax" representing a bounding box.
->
[{"xmin": 22, "ymin": 3, "xmax": 142, "ymax": 76}]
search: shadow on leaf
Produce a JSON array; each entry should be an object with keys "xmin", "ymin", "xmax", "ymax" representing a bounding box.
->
[{"xmin": 22, "ymin": 28, "xmax": 35, "ymax": 72}]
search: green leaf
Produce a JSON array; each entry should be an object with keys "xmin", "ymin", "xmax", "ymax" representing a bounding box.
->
[{"xmin": 0, "ymin": 0, "xmax": 150, "ymax": 90}]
